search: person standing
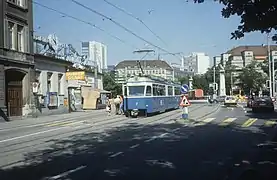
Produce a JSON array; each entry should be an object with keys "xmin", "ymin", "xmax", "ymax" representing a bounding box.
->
[{"xmin": 106, "ymin": 97, "xmax": 111, "ymax": 115}]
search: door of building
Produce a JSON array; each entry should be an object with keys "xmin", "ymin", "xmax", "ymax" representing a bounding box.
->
[{"xmin": 7, "ymin": 84, "xmax": 23, "ymax": 116}]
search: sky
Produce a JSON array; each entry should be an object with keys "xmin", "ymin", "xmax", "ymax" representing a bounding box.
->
[{"xmin": 33, "ymin": 0, "xmax": 269, "ymax": 65}]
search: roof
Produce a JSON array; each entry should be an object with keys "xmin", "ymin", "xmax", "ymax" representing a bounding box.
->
[
  {"xmin": 226, "ymin": 45, "xmax": 277, "ymax": 56},
  {"xmin": 34, "ymin": 53, "xmax": 73, "ymax": 66},
  {"xmin": 115, "ymin": 60, "xmax": 172, "ymax": 70}
]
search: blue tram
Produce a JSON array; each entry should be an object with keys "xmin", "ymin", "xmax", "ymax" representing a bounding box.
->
[{"xmin": 123, "ymin": 76, "xmax": 182, "ymax": 117}]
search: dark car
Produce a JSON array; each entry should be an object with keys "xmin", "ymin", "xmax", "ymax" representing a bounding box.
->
[
  {"xmin": 252, "ymin": 96, "xmax": 274, "ymax": 113},
  {"xmin": 247, "ymin": 98, "xmax": 254, "ymax": 108}
]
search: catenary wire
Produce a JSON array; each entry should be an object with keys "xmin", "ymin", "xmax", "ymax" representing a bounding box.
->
[
  {"xmin": 102, "ymin": 0, "xmax": 168, "ymax": 46},
  {"xmin": 32, "ymin": 0, "xmax": 137, "ymax": 49}
]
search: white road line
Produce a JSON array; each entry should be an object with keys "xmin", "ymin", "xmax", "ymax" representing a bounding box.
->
[
  {"xmin": 109, "ymin": 152, "xmax": 123, "ymax": 158},
  {"xmin": 46, "ymin": 165, "xmax": 86, "ymax": 180},
  {"xmin": 130, "ymin": 144, "xmax": 140, "ymax": 149},
  {"xmin": 172, "ymin": 128, "xmax": 180, "ymax": 132},
  {"xmin": 0, "ymin": 126, "xmax": 68, "ymax": 143},
  {"xmin": 145, "ymin": 138, "xmax": 155, "ymax": 142}
]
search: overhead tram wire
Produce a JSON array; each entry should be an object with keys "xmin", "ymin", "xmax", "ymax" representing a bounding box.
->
[
  {"xmin": 32, "ymin": 1, "xmax": 137, "ymax": 49},
  {"xmin": 102, "ymin": 0, "xmax": 168, "ymax": 47},
  {"xmin": 70, "ymin": 0, "xmax": 179, "ymax": 58}
]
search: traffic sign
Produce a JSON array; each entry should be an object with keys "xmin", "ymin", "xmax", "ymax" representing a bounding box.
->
[
  {"xmin": 180, "ymin": 84, "xmax": 189, "ymax": 94},
  {"xmin": 180, "ymin": 95, "xmax": 191, "ymax": 106}
]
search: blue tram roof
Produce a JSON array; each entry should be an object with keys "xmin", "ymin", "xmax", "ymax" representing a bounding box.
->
[{"xmin": 127, "ymin": 75, "xmax": 181, "ymax": 86}]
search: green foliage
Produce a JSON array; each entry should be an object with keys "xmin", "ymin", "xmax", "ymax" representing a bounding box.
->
[
  {"xmin": 103, "ymin": 72, "xmax": 122, "ymax": 97},
  {"xmin": 259, "ymin": 60, "xmax": 277, "ymax": 76},
  {"xmin": 177, "ymin": 76, "xmax": 189, "ymax": 85},
  {"xmin": 239, "ymin": 62, "xmax": 267, "ymax": 93},
  {"xmin": 194, "ymin": 0, "xmax": 277, "ymax": 41}
]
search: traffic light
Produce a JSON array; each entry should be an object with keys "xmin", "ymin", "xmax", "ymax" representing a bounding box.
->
[{"xmin": 214, "ymin": 83, "xmax": 218, "ymax": 91}]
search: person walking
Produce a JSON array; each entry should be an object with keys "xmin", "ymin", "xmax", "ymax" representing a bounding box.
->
[
  {"xmin": 106, "ymin": 97, "xmax": 111, "ymax": 116},
  {"xmin": 114, "ymin": 95, "xmax": 121, "ymax": 115}
]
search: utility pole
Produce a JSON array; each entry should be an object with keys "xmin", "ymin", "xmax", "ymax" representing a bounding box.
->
[
  {"xmin": 272, "ymin": 51, "xmax": 275, "ymax": 97},
  {"xmin": 267, "ymin": 33, "xmax": 272, "ymax": 97},
  {"xmin": 213, "ymin": 66, "xmax": 216, "ymax": 95},
  {"xmin": 230, "ymin": 72, "xmax": 233, "ymax": 95}
]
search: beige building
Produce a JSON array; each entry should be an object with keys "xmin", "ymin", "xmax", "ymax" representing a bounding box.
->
[{"xmin": 115, "ymin": 60, "xmax": 174, "ymax": 84}]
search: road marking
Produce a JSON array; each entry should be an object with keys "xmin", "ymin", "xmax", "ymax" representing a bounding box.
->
[
  {"xmin": 172, "ymin": 128, "xmax": 180, "ymax": 132},
  {"xmin": 130, "ymin": 144, "xmax": 140, "ymax": 149},
  {"xmin": 109, "ymin": 152, "xmax": 123, "ymax": 158},
  {"xmin": 45, "ymin": 165, "xmax": 86, "ymax": 180},
  {"xmin": 0, "ymin": 126, "xmax": 67, "ymax": 143},
  {"xmin": 193, "ymin": 118, "xmax": 216, "ymax": 126},
  {"xmin": 264, "ymin": 120, "xmax": 277, "ymax": 127},
  {"xmin": 219, "ymin": 118, "xmax": 237, "ymax": 126},
  {"xmin": 241, "ymin": 118, "xmax": 257, "ymax": 127},
  {"xmin": 46, "ymin": 121, "xmax": 75, "ymax": 127}
]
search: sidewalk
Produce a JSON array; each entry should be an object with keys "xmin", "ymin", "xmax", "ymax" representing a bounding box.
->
[{"xmin": 0, "ymin": 109, "xmax": 106, "ymax": 129}]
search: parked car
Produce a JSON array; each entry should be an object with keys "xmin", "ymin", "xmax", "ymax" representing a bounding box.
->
[
  {"xmin": 224, "ymin": 96, "xmax": 238, "ymax": 106},
  {"xmin": 247, "ymin": 98, "xmax": 254, "ymax": 108},
  {"xmin": 216, "ymin": 96, "xmax": 226, "ymax": 103},
  {"xmin": 252, "ymin": 96, "xmax": 274, "ymax": 113}
]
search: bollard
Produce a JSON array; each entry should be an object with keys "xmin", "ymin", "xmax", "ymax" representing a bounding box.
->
[{"xmin": 181, "ymin": 106, "xmax": 188, "ymax": 119}]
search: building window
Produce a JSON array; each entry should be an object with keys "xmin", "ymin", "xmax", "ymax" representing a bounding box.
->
[
  {"xmin": 8, "ymin": 22, "xmax": 15, "ymax": 50},
  {"xmin": 6, "ymin": 21, "xmax": 27, "ymax": 52},
  {"xmin": 7, "ymin": 0, "xmax": 26, "ymax": 8},
  {"xmin": 47, "ymin": 72, "xmax": 52, "ymax": 92},
  {"xmin": 17, "ymin": 25, "xmax": 24, "ymax": 52},
  {"xmin": 58, "ymin": 74, "xmax": 63, "ymax": 95}
]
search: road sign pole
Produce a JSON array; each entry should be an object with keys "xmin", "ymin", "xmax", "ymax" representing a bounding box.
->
[{"xmin": 182, "ymin": 106, "xmax": 188, "ymax": 119}]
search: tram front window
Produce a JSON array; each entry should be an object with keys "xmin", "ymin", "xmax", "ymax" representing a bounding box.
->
[{"xmin": 128, "ymin": 86, "xmax": 145, "ymax": 96}]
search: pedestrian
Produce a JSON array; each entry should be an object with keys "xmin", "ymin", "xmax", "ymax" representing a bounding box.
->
[
  {"xmin": 114, "ymin": 95, "xmax": 121, "ymax": 115},
  {"xmin": 106, "ymin": 97, "xmax": 111, "ymax": 116},
  {"xmin": 119, "ymin": 95, "xmax": 124, "ymax": 115}
]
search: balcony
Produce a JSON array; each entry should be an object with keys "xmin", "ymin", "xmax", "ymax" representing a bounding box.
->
[{"xmin": 0, "ymin": 48, "xmax": 34, "ymax": 64}]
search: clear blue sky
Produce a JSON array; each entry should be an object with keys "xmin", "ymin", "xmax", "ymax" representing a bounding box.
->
[{"xmin": 34, "ymin": 0, "xmax": 268, "ymax": 65}]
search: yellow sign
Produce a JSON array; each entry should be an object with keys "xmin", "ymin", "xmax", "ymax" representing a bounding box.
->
[{"xmin": 66, "ymin": 71, "xmax": 85, "ymax": 80}]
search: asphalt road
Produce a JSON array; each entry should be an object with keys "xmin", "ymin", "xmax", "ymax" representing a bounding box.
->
[{"xmin": 0, "ymin": 104, "xmax": 277, "ymax": 180}]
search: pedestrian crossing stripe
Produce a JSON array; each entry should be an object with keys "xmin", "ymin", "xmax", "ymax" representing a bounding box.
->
[
  {"xmin": 219, "ymin": 118, "xmax": 237, "ymax": 126},
  {"xmin": 193, "ymin": 118, "xmax": 216, "ymax": 126},
  {"xmin": 241, "ymin": 118, "xmax": 257, "ymax": 128},
  {"xmin": 264, "ymin": 120, "xmax": 277, "ymax": 127}
]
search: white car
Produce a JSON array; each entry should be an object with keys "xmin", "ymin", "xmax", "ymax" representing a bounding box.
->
[{"xmin": 224, "ymin": 96, "xmax": 238, "ymax": 106}]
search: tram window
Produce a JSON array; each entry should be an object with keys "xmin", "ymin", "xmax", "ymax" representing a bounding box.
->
[
  {"xmin": 160, "ymin": 85, "xmax": 166, "ymax": 96},
  {"xmin": 145, "ymin": 86, "xmax": 152, "ymax": 96},
  {"xmin": 168, "ymin": 86, "xmax": 173, "ymax": 96},
  {"xmin": 128, "ymin": 86, "xmax": 145, "ymax": 96},
  {"xmin": 153, "ymin": 84, "xmax": 159, "ymax": 96},
  {"xmin": 174, "ymin": 87, "xmax": 181, "ymax": 95},
  {"xmin": 124, "ymin": 86, "xmax": 127, "ymax": 96}
]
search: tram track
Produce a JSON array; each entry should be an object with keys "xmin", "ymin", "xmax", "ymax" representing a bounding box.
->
[
  {"xmin": 0, "ymin": 105, "xmax": 203, "ymax": 168},
  {"xmin": 0, "ymin": 111, "xmax": 108, "ymax": 132}
]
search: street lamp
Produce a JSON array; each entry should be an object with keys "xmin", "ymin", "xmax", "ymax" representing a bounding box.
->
[{"xmin": 267, "ymin": 33, "xmax": 273, "ymax": 97}]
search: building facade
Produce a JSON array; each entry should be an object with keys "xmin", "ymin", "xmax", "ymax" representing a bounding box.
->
[
  {"xmin": 115, "ymin": 60, "xmax": 174, "ymax": 84},
  {"xmin": 0, "ymin": 0, "xmax": 35, "ymax": 117},
  {"xmin": 183, "ymin": 53, "xmax": 210, "ymax": 74},
  {"xmin": 81, "ymin": 41, "xmax": 107, "ymax": 73},
  {"xmin": 34, "ymin": 54, "xmax": 70, "ymax": 116}
]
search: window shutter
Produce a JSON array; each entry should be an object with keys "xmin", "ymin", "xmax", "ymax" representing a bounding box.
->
[
  {"xmin": 25, "ymin": 26, "xmax": 29, "ymax": 53},
  {"xmin": 3, "ymin": 19, "xmax": 8, "ymax": 49}
]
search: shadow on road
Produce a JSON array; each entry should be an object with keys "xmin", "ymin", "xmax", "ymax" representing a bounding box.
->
[{"xmin": 0, "ymin": 120, "xmax": 277, "ymax": 180}]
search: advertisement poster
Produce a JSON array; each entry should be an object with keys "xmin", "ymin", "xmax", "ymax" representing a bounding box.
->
[{"xmin": 48, "ymin": 92, "xmax": 58, "ymax": 107}]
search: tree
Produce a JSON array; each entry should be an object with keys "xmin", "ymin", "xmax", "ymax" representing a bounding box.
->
[
  {"xmin": 238, "ymin": 62, "xmax": 267, "ymax": 93},
  {"xmin": 195, "ymin": 0, "xmax": 277, "ymax": 41},
  {"xmin": 103, "ymin": 72, "xmax": 122, "ymax": 97},
  {"xmin": 177, "ymin": 76, "xmax": 189, "ymax": 85}
]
